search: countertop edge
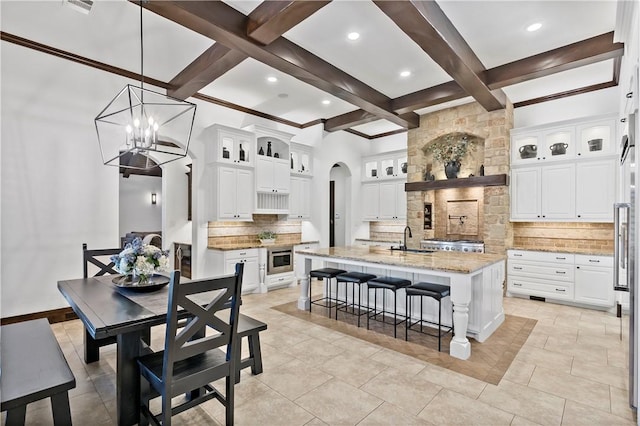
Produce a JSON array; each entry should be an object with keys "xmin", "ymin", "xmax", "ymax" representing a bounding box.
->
[
  {"xmin": 507, "ymin": 247, "xmax": 613, "ymax": 257},
  {"xmin": 208, "ymin": 240, "xmax": 320, "ymax": 251}
]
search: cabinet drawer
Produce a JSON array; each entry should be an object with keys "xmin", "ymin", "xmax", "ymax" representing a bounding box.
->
[
  {"xmin": 225, "ymin": 248, "xmax": 259, "ymax": 261},
  {"xmin": 508, "ymin": 277, "xmax": 574, "ymax": 300},
  {"xmin": 508, "ymin": 250, "xmax": 574, "ymax": 264},
  {"xmin": 575, "ymin": 254, "xmax": 613, "ymax": 268},
  {"xmin": 508, "ymin": 261, "xmax": 574, "ymax": 281}
]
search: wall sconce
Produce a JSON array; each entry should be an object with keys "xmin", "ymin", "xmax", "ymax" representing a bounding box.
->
[{"xmin": 151, "ymin": 193, "xmax": 157, "ymax": 205}]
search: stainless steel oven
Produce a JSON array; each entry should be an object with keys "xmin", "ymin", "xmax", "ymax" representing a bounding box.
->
[{"xmin": 267, "ymin": 246, "xmax": 293, "ymax": 275}]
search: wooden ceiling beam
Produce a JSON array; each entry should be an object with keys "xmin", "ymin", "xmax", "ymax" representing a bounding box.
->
[
  {"xmin": 513, "ymin": 81, "xmax": 617, "ymax": 108},
  {"xmin": 168, "ymin": 43, "xmax": 247, "ymax": 100},
  {"xmin": 392, "ymin": 81, "xmax": 467, "ymax": 115},
  {"xmin": 324, "ymin": 109, "xmax": 418, "ymax": 132},
  {"xmin": 484, "ymin": 32, "xmax": 624, "ymax": 89},
  {"xmin": 140, "ymin": 1, "xmax": 419, "ymax": 130},
  {"xmin": 374, "ymin": 0, "xmax": 507, "ymax": 112},
  {"xmin": 247, "ymin": 1, "xmax": 331, "ymax": 45}
]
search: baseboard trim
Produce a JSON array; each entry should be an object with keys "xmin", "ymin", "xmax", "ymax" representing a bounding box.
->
[{"xmin": 1, "ymin": 307, "xmax": 78, "ymax": 325}]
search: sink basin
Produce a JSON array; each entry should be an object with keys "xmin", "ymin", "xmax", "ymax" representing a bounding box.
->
[{"xmin": 389, "ymin": 246, "xmax": 434, "ymax": 254}]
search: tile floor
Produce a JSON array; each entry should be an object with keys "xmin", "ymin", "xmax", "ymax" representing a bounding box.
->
[{"xmin": 9, "ymin": 286, "xmax": 637, "ymax": 425}]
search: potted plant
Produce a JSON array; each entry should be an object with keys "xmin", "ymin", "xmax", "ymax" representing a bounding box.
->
[
  {"xmin": 424, "ymin": 134, "xmax": 475, "ymax": 179},
  {"xmin": 257, "ymin": 230, "xmax": 276, "ymax": 245}
]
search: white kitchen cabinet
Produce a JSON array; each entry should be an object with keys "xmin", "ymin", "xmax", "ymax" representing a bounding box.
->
[
  {"xmin": 255, "ymin": 156, "xmax": 290, "ymax": 194},
  {"xmin": 289, "ymin": 176, "xmax": 311, "ymax": 219},
  {"xmin": 362, "ymin": 183, "xmax": 380, "ymax": 221},
  {"xmin": 540, "ymin": 163, "xmax": 575, "ymax": 219},
  {"xmin": 205, "ymin": 124, "xmax": 255, "ymax": 167},
  {"xmin": 290, "ymin": 142, "xmax": 313, "ymax": 176},
  {"xmin": 220, "ymin": 249, "xmax": 260, "ymax": 294},
  {"xmin": 541, "ymin": 126, "xmax": 575, "ymax": 162},
  {"xmin": 574, "ymin": 254, "xmax": 614, "ymax": 307},
  {"xmin": 212, "ymin": 166, "xmax": 254, "ymax": 221},
  {"xmin": 395, "ymin": 181, "xmax": 407, "ymax": 220},
  {"xmin": 511, "ymin": 132, "xmax": 540, "ymax": 166},
  {"xmin": 378, "ymin": 181, "xmax": 397, "ymax": 220},
  {"xmin": 507, "ymin": 250, "xmax": 614, "ymax": 309},
  {"xmin": 362, "ymin": 150, "xmax": 408, "ymax": 181},
  {"xmin": 576, "ymin": 118, "xmax": 616, "ymax": 158},
  {"xmin": 510, "ymin": 167, "xmax": 541, "ymax": 220},
  {"xmin": 575, "ymin": 159, "xmax": 616, "ymax": 221}
]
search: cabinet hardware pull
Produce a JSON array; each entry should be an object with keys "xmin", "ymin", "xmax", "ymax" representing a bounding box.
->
[
  {"xmin": 577, "ymin": 266, "xmax": 580, "ymax": 269},
  {"xmin": 577, "ymin": 215, "xmax": 581, "ymax": 217},
  {"xmin": 513, "ymin": 253, "xmax": 523, "ymax": 257},
  {"xmin": 621, "ymin": 118, "xmax": 627, "ymax": 123},
  {"xmin": 556, "ymin": 257, "xmax": 566, "ymax": 260},
  {"xmin": 556, "ymin": 271, "xmax": 566, "ymax": 274},
  {"xmin": 627, "ymin": 92, "xmax": 633, "ymax": 99},
  {"xmin": 513, "ymin": 283, "xmax": 522, "ymax": 286},
  {"xmin": 513, "ymin": 266, "xmax": 523, "ymax": 270},
  {"xmin": 555, "ymin": 288, "xmax": 566, "ymax": 292},
  {"xmin": 589, "ymin": 259, "xmax": 600, "ymax": 263},
  {"xmin": 278, "ymin": 278, "xmax": 284, "ymax": 281},
  {"xmin": 239, "ymin": 252, "xmax": 246, "ymax": 255}
]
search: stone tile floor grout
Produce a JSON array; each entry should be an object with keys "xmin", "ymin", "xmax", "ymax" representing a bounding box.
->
[{"xmin": 3, "ymin": 286, "xmax": 636, "ymax": 425}]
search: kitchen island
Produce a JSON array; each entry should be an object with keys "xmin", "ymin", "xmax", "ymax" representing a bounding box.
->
[{"xmin": 296, "ymin": 246, "xmax": 506, "ymax": 360}]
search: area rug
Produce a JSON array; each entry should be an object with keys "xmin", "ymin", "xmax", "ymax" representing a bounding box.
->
[{"xmin": 272, "ymin": 301, "xmax": 537, "ymax": 385}]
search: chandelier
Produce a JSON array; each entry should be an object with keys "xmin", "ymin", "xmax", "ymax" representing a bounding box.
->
[{"xmin": 94, "ymin": 1, "xmax": 196, "ymax": 170}]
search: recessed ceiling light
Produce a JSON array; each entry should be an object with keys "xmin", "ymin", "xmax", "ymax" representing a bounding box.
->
[
  {"xmin": 347, "ymin": 32, "xmax": 360, "ymax": 41},
  {"xmin": 526, "ymin": 22, "xmax": 542, "ymax": 32},
  {"xmin": 267, "ymin": 76, "xmax": 278, "ymax": 83},
  {"xmin": 278, "ymin": 93, "xmax": 289, "ymax": 99},
  {"xmin": 400, "ymin": 70, "xmax": 411, "ymax": 78},
  {"xmin": 322, "ymin": 100, "xmax": 331, "ymax": 105}
]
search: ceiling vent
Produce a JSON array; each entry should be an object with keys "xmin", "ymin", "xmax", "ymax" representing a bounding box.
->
[{"xmin": 63, "ymin": 0, "xmax": 93, "ymax": 14}]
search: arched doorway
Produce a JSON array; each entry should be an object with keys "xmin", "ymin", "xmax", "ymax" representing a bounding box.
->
[{"xmin": 329, "ymin": 163, "xmax": 352, "ymax": 247}]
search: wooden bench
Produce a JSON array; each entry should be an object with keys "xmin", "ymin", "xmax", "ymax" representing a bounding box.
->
[
  {"xmin": 1, "ymin": 319, "xmax": 76, "ymax": 425},
  {"xmin": 235, "ymin": 314, "xmax": 268, "ymax": 383}
]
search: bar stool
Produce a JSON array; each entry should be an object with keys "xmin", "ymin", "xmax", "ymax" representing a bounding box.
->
[
  {"xmin": 335, "ymin": 272, "xmax": 377, "ymax": 325},
  {"xmin": 309, "ymin": 268, "xmax": 347, "ymax": 317},
  {"xmin": 366, "ymin": 276, "xmax": 411, "ymax": 337},
  {"xmin": 405, "ymin": 282, "xmax": 453, "ymax": 351}
]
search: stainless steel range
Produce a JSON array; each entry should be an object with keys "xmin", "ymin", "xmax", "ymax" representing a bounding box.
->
[{"xmin": 421, "ymin": 239, "xmax": 485, "ymax": 253}]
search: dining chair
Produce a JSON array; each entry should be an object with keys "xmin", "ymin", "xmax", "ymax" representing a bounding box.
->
[
  {"xmin": 137, "ymin": 263, "xmax": 244, "ymax": 426},
  {"xmin": 82, "ymin": 243, "xmax": 121, "ymax": 363}
]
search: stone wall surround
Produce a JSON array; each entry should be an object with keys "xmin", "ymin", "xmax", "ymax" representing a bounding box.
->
[
  {"xmin": 208, "ymin": 215, "xmax": 301, "ymax": 247},
  {"xmin": 369, "ymin": 221, "xmax": 406, "ymax": 242},
  {"xmin": 407, "ymin": 101, "xmax": 514, "ymax": 254}
]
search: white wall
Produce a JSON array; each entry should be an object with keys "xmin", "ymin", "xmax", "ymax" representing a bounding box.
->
[{"xmin": 119, "ymin": 174, "xmax": 162, "ymax": 237}]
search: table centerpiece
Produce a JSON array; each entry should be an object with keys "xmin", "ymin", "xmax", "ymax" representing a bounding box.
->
[{"xmin": 110, "ymin": 237, "xmax": 170, "ymax": 287}]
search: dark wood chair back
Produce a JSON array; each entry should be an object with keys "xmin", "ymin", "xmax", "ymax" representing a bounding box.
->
[
  {"xmin": 82, "ymin": 243, "xmax": 121, "ymax": 278},
  {"xmin": 138, "ymin": 263, "xmax": 244, "ymax": 424}
]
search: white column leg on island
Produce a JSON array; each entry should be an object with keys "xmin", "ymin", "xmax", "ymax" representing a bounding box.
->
[
  {"xmin": 449, "ymin": 273, "xmax": 472, "ymax": 360},
  {"xmin": 297, "ymin": 256, "xmax": 311, "ymax": 310}
]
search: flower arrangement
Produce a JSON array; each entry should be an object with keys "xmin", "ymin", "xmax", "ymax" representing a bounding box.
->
[
  {"xmin": 258, "ymin": 230, "xmax": 276, "ymax": 244},
  {"xmin": 111, "ymin": 237, "xmax": 169, "ymax": 283},
  {"xmin": 424, "ymin": 135, "xmax": 475, "ymax": 165}
]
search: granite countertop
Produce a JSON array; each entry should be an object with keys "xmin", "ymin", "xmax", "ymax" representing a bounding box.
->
[
  {"xmin": 209, "ymin": 240, "xmax": 319, "ymax": 251},
  {"xmin": 354, "ymin": 238, "xmax": 399, "ymax": 243},
  {"xmin": 296, "ymin": 245, "xmax": 505, "ymax": 274},
  {"xmin": 507, "ymin": 247, "xmax": 613, "ymax": 256}
]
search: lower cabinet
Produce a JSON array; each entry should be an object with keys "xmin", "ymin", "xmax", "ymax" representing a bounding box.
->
[
  {"xmin": 212, "ymin": 248, "xmax": 260, "ymax": 294},
  {"xmin": 507, "ymin": 250, "xmax": 613, "ymax": 308}
]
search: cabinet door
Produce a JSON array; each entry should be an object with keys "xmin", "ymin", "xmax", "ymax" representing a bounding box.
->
[
  {"xmin": 511, "ymin": 167, "xmax": 541, "ymax": 220},
  {"xmin": 362, "ymin": 183, "xmax": 380, "ymax": 221},
  {"xmin": 511, "ymin": 134, "xmax": 540, "ymax": 165},
  {"xmin": 255, "ymin": 156, "xmax": 274, "ymax": 192},
  {"xmin": 576, "ymin": 160, "xmax": 616, "ymax": 221},
  {"xmin": 574, "ymin": 265, "xmax": 614, "ymax": 307},
  {"xmin": 217, "ymin": 167, "xmax": 238, "ymax": 219},
  {"xmin": 273, "ymin": 161, "xmax": 291, "ymax": 193},
  {"xmin": 299, "ymin": 178, "xmax": 311, "ymax": 219},
  {"xmin": 288, "ymin": 177, "xmax": 303, "ymax": 218},
  {"xmin": 542, "ymin": 127, "xmax": 575, "ymax": 162},
  {"xmin": 378, "ymin": 181, "xmax": 397, "ymax": 219},
  {"xmin": 541, "ymin": 163, "xmax": 575, "ymax": 219},
  {"xmin": 576, "ymin": 118, "xmax": 616, "ymax": 157},
  {"xmin": 235, "ymin": 169, "xmax": 254, "ymax": 220},
  {"xmin": 242, "ymin": 257, "xmax": 260, "ymax": 292},
  {"xmin": 396, "ymin": 181, "xmax": 407, "ymax": 219}
]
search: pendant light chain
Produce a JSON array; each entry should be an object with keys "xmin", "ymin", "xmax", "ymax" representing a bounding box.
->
[{"xmin": 139, "ymin": 0, "xmax": 144, "ymax": 91}]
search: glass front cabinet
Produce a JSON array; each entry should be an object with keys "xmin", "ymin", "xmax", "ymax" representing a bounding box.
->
[
  {"xmin": 290, "ymin": 142, "xmax": 313, "ymax": 176},
  {"xmin": 204, "ymin": 124, "xmax": 255, "ymax": 167},
  {"xmin": 362, "ymin": 150, "xmax": 408, "ymax": 181}
]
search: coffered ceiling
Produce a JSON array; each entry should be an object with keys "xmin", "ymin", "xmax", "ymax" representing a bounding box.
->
[{"xmin": 0, "ymin": 0, "xmax": 622, "ymax": 138}]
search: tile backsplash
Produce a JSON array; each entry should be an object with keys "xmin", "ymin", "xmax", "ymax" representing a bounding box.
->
[
  {"xmin": 512, "ymin": 222, "xmax": 614, "ymax": 253},
  {"xmin": 369, "ymin": 221, "xmax": 406, "ymax": 242},
  {"xmin": 208, "ymin": 215, "xmax": 301, "ymax": 247}
]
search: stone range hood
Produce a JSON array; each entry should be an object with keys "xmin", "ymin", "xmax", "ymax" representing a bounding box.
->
[{"xmin": 406, "ymin": 101, "xmax": 514, "ymax": 254}]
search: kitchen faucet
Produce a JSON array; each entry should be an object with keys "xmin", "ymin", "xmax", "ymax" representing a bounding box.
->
[{"xmin": 403, "ymin": 226, "xmax": 412, "ymax": 251}]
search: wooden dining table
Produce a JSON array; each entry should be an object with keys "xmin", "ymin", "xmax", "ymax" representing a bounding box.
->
[{"xmin": 57, "ymin": 275, "xmax": 219, "ymax": 426}]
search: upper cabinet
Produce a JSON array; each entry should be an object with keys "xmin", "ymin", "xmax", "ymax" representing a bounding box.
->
[
  {"xmin": 511, "ymin": 114, "xmax": 616, "ymax": 165},
  {"xmin": 362, "ymin": 150, "xmax": 408, "ymax": 181},
  {"xmin": 290, "ymin": 142, "xmax": 313, "ymax": 176},
  {"xmin": 205, "ymin": 124, "xmax": 255, "ymax": 167}
]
